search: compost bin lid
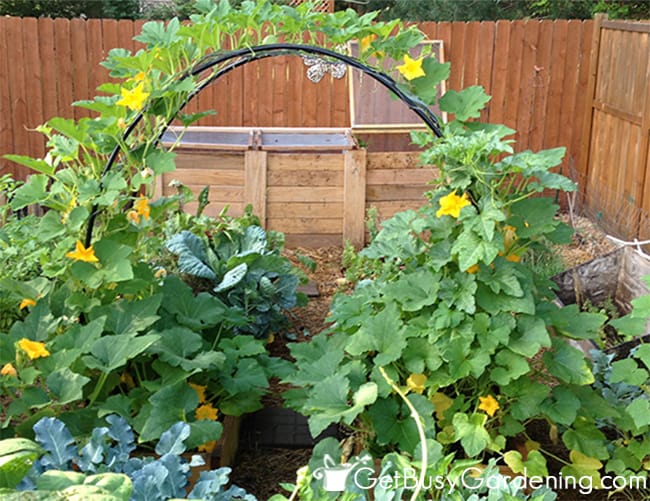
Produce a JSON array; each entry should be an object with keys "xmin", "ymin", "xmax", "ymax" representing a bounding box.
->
[{"xmin": 161, "ymin": 126, "xmax": 357, "ymax": 151}]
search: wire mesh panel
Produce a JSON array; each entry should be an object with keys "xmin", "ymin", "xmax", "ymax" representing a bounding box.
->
[{"xmin": 288, "ymin": 0, "xmax": 334, "ymax": 13}]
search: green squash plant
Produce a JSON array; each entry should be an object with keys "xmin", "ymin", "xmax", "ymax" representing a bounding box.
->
[
  {"xmin": 0, "ymin": 0, "xmax": 433, "ymax": 446},
  {"xmin": 281, "ymin": 27, "xmax": 650, "ymax": 500}
]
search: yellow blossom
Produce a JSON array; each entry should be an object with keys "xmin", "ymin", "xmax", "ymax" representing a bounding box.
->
[
  {"xmin": 198, "ymin": 441, "xmax": 217, "ymax": 453},
  {"xmin": 504, "ymin": 225, "xmax": 518, "ymax": 250},
  {"xmin": 120, "ymin": 371, "xmax": 135, "ymax": 389},
  {"xmin": 117, "ymin": 118, "xmax": 127, "ymax": 129},
  {"xmin": 116, "ymin": 82, "xmax": 149, "ymax": 111},
  {"xmin": 189, "ymin": 383, "xmax": 207, "ymax": 404},
  {"xmin": 466, "ymin": 264, "xmax": 479, "ymax": 274},
  {"xmin": 196, "ymin": 403, "xmax": 219, "ymax": 421},
  {"xmin": 396, "ymin": 54, "xmax": 425, "ymax": 81},
  {"xmin": 430, "ymin": 392, "xmax": 454, "ymax": 420},
  {"xmin": 505, "ymin": 253, "xmax": 521, "ymax": 263},
  {"xmin": 134, "ymin": 197, "xmax": 150, "ymax": 220},
  {"xmin": 478, "ymin": 395, "xmax": 500, "ymax": 417},
  {"xmin": 19, "ymin": 298, "xmax": 36, "ymax": 310},
  {"xmin": 436, "ymin": 191, "xmax": 471, "ymax": 218},
  {"xmin": 17, "ymin": 338, "xmax": 50, "ymax": 360},
  {"xmin": 127, "ymin": 210, "xmax": 140, "ymax": 225},
  {"xmin": 134, "ymin": 71, "xmax": 146, "ymax": 82},
  {"xmin": 406, "ymin": 373, "xmax": 427, "ymax": 394},
  {"xmin": 66, "ymin": 240, "xmax": 99, "ymax": 263},
  {"xmin": 140, "ymin": 167, "xmax": 154, "ymax": 179},
  {"xmin": 1, "ymin": 363, "xmax": 17, "ymax": 377},
  {"xmin": 360, "ymin": 34, "xmax": 376, "ymax": 54}
]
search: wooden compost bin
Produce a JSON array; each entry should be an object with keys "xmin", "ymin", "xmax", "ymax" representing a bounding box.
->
[{"xmin": 159, "ymin": 126, "xmax": 438, "ymax": 248}]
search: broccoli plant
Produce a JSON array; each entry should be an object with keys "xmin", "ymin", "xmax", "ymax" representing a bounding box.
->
[
  {"xmin": 0, "ymin": 415, "xmax": 255, "ymax": 501},
  {"xmin": 167, "ymin": 222, "xmax": 306, "ymax": 339}
]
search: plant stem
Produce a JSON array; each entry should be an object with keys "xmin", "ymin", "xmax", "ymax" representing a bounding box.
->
[
  {"xmin": 88, "ymin": 371, "xmax": 109, "ymax": 406},
  {"xmin": 378, "ymin": 367, "xmax": 427, "ymax": 501}
]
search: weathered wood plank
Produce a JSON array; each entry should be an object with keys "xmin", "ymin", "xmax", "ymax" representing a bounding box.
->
[
  {"xmin": 173, "ymin": 152, "xmax": 245, "ymax": 171},
  {"xmin": 284, "ymin": 233, "xmax": 342, "ymax": 248},
  {"xmin": 366, "ymin": 185, "xmax": 429, "ymax": 202},
  {"xmin": 367, "ymin": 152, "xmax": 427, "ymax": 170},
  {"xmin": 244, "ymin": 150, "xmax": 268, "ymax": 227},
  {"xmin": 267, "ymin": 202, "xmax": 343, "ymax": 218},
  {"xmin": 267, "ymin": 186, "xmax": 343, "ymax": 203},
  {"xmin": 267, "ymin": 169, "xmax": 343, "ymax": 186},
  {"xmin": 367, "ymin": 168, "xmax": 437, "ymax": 185},
  {"xmin": 267, "ymin": 217, "xmax": 341, "ymax": 233},
  {"xmin": 163, "ymin": 169, "xmax": 245, "ymax": 187},
  {"xmin": 267, "ymin": 153, "xmax": 343, "ymax": 171},
  {"xmin": 343, "ymin": 149, "xmax": 367, "ymax": 249}
]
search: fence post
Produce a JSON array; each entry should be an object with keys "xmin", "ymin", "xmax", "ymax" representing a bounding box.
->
[
  {"xmin": 579, "ymin": 13, "xmax": 606, "ymax": 210},
  {"xmin": 244, "ymin": 150, "xmax": 268, "ymax": 228},
  {"xmin": 343, "ymin": 148, "xmax": 367, "ymax": 249}
]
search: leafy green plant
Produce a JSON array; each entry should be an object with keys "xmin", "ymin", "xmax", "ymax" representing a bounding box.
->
[
  {"xmin": 167, "ymin": 220, "xmax": 306, "ymax": 339},
  {"xmin": 3, "ymin": 0, "xmax": 428, "ymax": 449},
  {"xmin": 276, "ymin": 42, "xmax": 650, "ymax": 498},
  {"xmin": 0, "ymin": 415, "xmax": 255, "ymax": 500}
]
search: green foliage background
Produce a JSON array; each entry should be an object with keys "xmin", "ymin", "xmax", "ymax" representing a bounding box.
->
[
  {"xmin": 0, "ymin": 0, "xmax": 141, "ymax": 19},
  {"xmin": 338, "ymin": 0, "xmax": 650, "ymax": 21}
]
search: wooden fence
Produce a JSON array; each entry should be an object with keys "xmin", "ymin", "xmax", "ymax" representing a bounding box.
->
[
  {"xmin": 0, "ymin": 17, "xmax": 594, "ymax": 183},
  {"xmin": 581, "ymin": 16, "xmax": 650, "ymax": 241}
]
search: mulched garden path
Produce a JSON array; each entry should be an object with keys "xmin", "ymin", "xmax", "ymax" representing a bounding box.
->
[{"xmin": 230, "ymin": 216, "xmax": 631, "ymax": 501}]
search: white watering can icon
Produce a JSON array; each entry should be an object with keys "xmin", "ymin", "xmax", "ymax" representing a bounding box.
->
[{"xmin": 312, "ymin": 453, "xmax": 371, "ymax": 492}]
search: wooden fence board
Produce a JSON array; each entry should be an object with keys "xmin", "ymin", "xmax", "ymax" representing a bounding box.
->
[
  {"xmin": 0, "ymin": 18, "xmax": 15, "ymax": 173},
  {"xmin": 477, "ymin": 21, "xmax": 495, "ymax": 123},
  {"xmin": 21, "ymin": 17, "xmax": 44, "ymax": 157},
  {"xmin": 6, "ymin": 18, "xmax": 29, "ymax": 159},
  {"xmin": 488, "ymin": 20, "xmax": 511, "ymax": 125},
  {"xmin": 516, "ymin": 20, "xmax": 540, "ymax": 149},
  {"xmin": 38, "ymin": 18, "xmax": 59, "ymax": 126},
  {"xmin": 52, "ymin": 19, "xmax": 74, "ymax": 120},
  {"xmin": 503, "ymin": 20, "xmax": 525, "ymax": 136},
  {"xmin": 528, "ymin": 20, "xmax": 553, "ymax": 153}
]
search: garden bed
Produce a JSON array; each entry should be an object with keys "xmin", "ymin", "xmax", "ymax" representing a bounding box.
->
[{"xmin": 231, "ymin": 215, "xmax": 636, "ymax": 500}]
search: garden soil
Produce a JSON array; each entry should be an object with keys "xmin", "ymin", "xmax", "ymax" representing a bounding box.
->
[{"xmin": 229, "ymin": 216, "xmax": 631, "ymax": 501}]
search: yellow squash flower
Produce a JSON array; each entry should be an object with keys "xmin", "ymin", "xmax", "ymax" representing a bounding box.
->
[
  {"xmin": 196, "ymin": 403, "xmax": 219, "ymax": 421},
  {"xmin": 19, "ymin": 298, "xmax": 36, "ymax": 310},
  {"xmin": 466, "ymin": 264, "xmax": 479, "ymax": 274},
  {"xmin": 1, "ymin": 363, "xmax": 17, "ymax": 377},
  {"xmin": 198, "ymin": 440, "xmax": 217, "ymax": 454},
  {"xmin": 406, "ymin": 373, "xmax": 427, "ymax": 394},
  {"xmin": 505, "ymin": 253, "xmax": 521, "ymax": 263},
  {"xmin": 436, "ymin": 191, "xmax": 471, "ymax": 218},
  {"xmin": 116, "ymin": 82, "xmax": 149, "ymax": 111},
  {"xmin": 134, "ymin": 71, "xmax": 146, "ymax": 82},
  {"xmin": 134, "ymin": 197, "xmax": 150, "ymax": 220},
  {"xmin": 396, "ymin": 54, "xmax": 425, "ymax": 81},
  {"xmin": 430, "ymin": 392, "xmax": 454, "ymax": 420},
  {"xmin": 189, "ymin": 383, "xmax": 207, "ymax": 404},
  {"xmin": 127, "ymin": 210, "xmax": 140, "ymax": 225},
  {"xmin": 17, "ymin": 338, "xmax": 50, "ymax": 360},
  {"xmin": 478, "ymin": 395, "xmax": 500, "ymax": 417},
  {"xmin": 503, "ymin": 225, "xmax": 518, "ymax": 250},
  {"xmin": 360, "ymin": 34, "xmax": 377, "ymax": 54},
  {"xmin": 66, "ymin": 240, "xmax": 99, "ymax": 263}
]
